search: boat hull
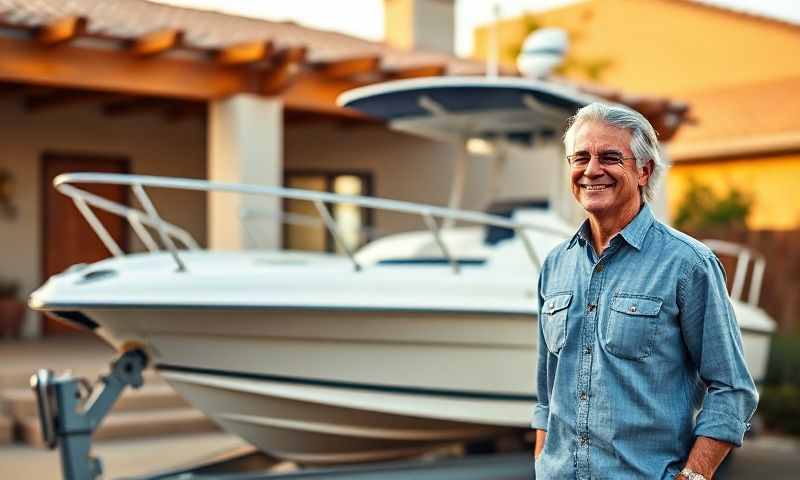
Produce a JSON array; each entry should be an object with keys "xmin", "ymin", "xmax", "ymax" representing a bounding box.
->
[
  {"xmin": 79, "ymin": 306, "xmax": 538, "ymax": 463},
  {"xmin": 43, "ymin": 302, "xmax": 774, "ymax": 464}
]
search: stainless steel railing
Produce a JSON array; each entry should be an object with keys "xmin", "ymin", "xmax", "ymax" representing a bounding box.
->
[
  {"xmin": 701, "ymin": 239, "xmax": 766, "ymax": 308},
  {"xmin": 54, "ymin": 172, "xmax": 574, "ymax": 274}
]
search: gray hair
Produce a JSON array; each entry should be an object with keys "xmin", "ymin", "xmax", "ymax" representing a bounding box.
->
[{"xmin": 563, "ymin": 102, "xmax": 667, "ymax": 203}]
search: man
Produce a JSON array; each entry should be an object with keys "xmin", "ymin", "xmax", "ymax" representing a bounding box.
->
[{"xmin": 531, "ymin": 102, "xmax": 758, "ymax": 479}]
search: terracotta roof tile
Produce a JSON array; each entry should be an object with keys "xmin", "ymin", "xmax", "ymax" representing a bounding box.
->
[
  {"xmin": 672, "ymin": 76, "xmax": 800, "ymax": 145},
  {"xmin": 0, "ymin": 0, "xmax": 485, "ymax": 73}
]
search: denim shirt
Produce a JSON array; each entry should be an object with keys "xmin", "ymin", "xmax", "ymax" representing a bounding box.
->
[{"xmin": 532, "ymin": 204, "xmax": 758, "ymax": 479}]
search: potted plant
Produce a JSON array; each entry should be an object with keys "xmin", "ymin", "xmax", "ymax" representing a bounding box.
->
[{"xmin": 0, "ymin": 278, "xmax": 25, "ymax": 339}]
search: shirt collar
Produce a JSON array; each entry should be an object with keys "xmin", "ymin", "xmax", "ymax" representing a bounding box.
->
[
  {"xmin": 567, "ymin": 219, "xmax": 592, "ymax": 250},
  {"xmin": 619, "ymin": 203, "xmax": 655, "ymax": 250},
  {"xmin": 566, "ymin": 203, "xmax": 655, "ymax": 251}
]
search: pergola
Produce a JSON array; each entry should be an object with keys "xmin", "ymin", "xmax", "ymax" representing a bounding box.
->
[{"xmin": 0, "ymin": 0, "xmax": 481, "ymax": 119}]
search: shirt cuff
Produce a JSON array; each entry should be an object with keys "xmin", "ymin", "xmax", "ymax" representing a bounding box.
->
[
  {"xmin": 531, "ymin": 403, "xmax": 549, "ymax": 430},
  {"xmin": 693, "ymin": 408, "xmax": 749, "ymax": 447}
]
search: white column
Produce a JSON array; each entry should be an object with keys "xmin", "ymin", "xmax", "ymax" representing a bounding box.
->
[
  {"xmin": 651, "ymin": 148, "xmax": 671, "ymax": 224},
  {"xmin": 207, "ymin": 94, "xmax": 282, "ymax": 250}
]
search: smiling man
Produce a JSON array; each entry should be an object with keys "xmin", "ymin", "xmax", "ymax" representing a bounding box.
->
[{"xmin": 531, "ymin": 103, "xmax": 758, "ymax": 479}]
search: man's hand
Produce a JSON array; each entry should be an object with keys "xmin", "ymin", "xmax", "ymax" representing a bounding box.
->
[
  {"xmin": 680, "ymin": 436, "xmax": 734, "ymax": 478},
  {"xmin": 533, "ymin": 429, "xmax": 547, "ymax": 460}
]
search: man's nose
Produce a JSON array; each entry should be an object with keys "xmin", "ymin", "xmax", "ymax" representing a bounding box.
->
[{"xmin": 582, "ymin": 155, "xmax": 605, "ymax": 177}]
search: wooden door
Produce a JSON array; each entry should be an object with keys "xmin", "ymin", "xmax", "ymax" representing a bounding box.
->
[{"xmin": 40, "ymin": 153, "xmax": 129, "ymax": 335}]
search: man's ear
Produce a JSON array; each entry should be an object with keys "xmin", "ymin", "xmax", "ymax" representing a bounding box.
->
[{"xmin": 639, "ymin": 159, "xmax": 655, "ymax": 187}]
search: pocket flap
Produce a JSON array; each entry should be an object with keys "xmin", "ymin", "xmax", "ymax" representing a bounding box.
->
[
  {"xmin": 610, "ymin": 294, "xmax": 662, "ymax": 316},
  {"xmin": 543, "ymin": 292, "xmax": 573, "ymax": 315}
]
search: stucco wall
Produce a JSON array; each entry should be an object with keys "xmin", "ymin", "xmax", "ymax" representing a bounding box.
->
[{"xmin": 0, "ymin": 98, "xmax": 207, "ymax": 337}]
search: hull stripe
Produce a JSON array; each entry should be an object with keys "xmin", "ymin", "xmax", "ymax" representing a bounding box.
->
[{"xmin": 157, "ymin": 364, "xmax": 538, "ymax": 402}]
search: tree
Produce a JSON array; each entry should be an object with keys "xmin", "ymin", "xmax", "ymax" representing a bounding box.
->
[{"xmin": 673, "ymin": 178, "xmax": 752, "ymax": 232}]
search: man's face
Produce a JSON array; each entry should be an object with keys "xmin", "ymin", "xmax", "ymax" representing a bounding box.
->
[{"xmin": 569, "ymin": 121, "xmax": 651, "ymax": 218}]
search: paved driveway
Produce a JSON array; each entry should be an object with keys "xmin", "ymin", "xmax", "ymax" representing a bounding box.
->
[{"xmin": 0, "ymin": 432, "xmax": 797, "ymax": 479}]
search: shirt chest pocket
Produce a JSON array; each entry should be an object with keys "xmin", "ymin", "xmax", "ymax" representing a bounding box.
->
[
  {"xmin": 541, "ymin": 292, "xmax": 573, "ymax": 355},
  {"xmin": 602, "ymin": 293, "xmax": 663, "ymax": 360}
]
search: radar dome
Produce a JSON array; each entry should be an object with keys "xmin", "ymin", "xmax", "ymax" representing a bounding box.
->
[{"xmin": 516, "ymin": 28, "xmax": 569, "ymax": 79}]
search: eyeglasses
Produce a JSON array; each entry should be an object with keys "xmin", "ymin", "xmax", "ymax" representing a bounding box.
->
[{"xmin": 566, "ymin": 152, "xmax": 636, "ymax": 168}]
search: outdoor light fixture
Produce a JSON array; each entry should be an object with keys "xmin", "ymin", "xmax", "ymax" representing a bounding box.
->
[
  {"xmin": 0, "ymin": 168, "xmax": 17, "ymax": 220},
  {"xmin": 466, "ymin": 137, "xmax": 496, "ymax": 156}
]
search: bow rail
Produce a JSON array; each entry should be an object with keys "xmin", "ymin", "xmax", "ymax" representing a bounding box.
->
[
  {"xmin": 701, "ymin": 239, "xmax": 766, "ymax": 307},
  {"xmin": 54, "ymin": 172, "xmax": 574, "ymax": 274}
]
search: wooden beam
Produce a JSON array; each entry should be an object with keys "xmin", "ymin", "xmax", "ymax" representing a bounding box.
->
[
  {"xmin": 34, "ymin": 16, "xmax": 87, "ymax": 46},
  {"xmin": 282, "ymin": 71, "xmax": 375, "ymax": 117},
  {"xmin": 382, "ymin": 64, "xmax": 446, "ymax": 80},
  {"xmin": 128, "ymin": 29, "xmax": 184, "ymax": 57},
  {"xmin": 312, "ymin": 56, "xmax": 381, "ymax": 79},
  {"xmin": 277, "ymin": 46, "xmax": 308, "ymax": 65},
  {"xmin": 0, "ymin": 35, "xmax": 253, "ymax": 100},
  {"xmin": 260, "ymin": 46, "xmax": 308, "ymax": 95},
  {"xmin": 214, "ymin": 40, "xmax": 273, "ymax": 65},
  {"xmin": 24, "ymin": 89, "xmax": 122, "ymax": 113}
]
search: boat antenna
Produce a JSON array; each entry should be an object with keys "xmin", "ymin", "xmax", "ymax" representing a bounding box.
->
[{"xmin": 486, "ymin": 2, "xmax": 500, "ymax": 78}]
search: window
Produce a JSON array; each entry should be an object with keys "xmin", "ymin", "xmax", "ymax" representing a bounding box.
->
[{"xmin": 283, "ymin": 171, "xmax": 373, "ymax": 253}]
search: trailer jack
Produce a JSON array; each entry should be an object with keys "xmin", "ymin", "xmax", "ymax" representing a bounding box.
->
[{"xmin": 30, "ymin": 348, "xmax": 149, "ymax": 480}]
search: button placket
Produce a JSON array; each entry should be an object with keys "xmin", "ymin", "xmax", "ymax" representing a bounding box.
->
[{"xmin": 575, "ymin": 257, "xmax": 606, "ymax": 479}]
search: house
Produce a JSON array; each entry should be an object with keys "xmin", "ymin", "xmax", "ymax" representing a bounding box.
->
[
  {"xmin": 472, "ymin": 0, "xmax": 800, "ymax": 230},
  {"xmin": 0, "ymin": 0, "xmax": 687, "ymax": 338}
]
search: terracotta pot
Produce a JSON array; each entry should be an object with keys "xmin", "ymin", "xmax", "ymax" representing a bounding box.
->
[{"xmin": 0, "ymin": 298, "xmax": 25, "ymax": 338}]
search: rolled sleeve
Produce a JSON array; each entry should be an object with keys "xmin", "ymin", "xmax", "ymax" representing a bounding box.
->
[
  {"xmin": 679, "ymin": 254, "xmax": 759, "ymax": 447},
  {"xmin": 531, "ymin": 402, "xmax": 550, "ymax": 430},
  {"xmin": 693, "ymin": 408, "xmax": 751, "ymax": 447}
]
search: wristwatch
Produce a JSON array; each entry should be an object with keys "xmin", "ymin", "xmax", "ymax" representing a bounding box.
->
[{"xmin": 679, "ymin": 468, "xmax": 707, "ymax": 480}]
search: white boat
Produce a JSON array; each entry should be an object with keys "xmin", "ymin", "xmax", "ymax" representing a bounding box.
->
[{"xmin": 29, "ymin": 77, "xmax": 775, "ymax": 464}]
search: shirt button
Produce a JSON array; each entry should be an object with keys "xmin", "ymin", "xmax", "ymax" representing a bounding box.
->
[
  {"xmin": 584, "ymin": 345, "xmax": 592, "ymax": 355},
  {"xmin": 579, "ymin": 434, "xmax": 590, "ymax": 446},
  {"xmin": 629, "ymin": 305, "xmax": 637, "ymax": 313},
  {"xmin": 587, "ymin": 304, "xmax": 596, "ymax": 312},
  {"xmin": 580, "ymin": 391, "xmax": 588, "ymax": 401}
]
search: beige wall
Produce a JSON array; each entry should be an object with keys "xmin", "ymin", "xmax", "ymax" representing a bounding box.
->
[{"xmin": 0, "ymin": 98, "xmax": 207, "ymax": 337}]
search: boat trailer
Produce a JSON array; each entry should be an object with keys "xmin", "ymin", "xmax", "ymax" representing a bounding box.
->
[
  {"xmin": 31, "ymin": 348, "xmax": 149, "ymax": 480},
  {"xmin": 30, "ymin": 349, "xmax": 533, "ymax": 480}
]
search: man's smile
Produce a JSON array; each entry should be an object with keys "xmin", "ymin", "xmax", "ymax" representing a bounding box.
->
[{"xmin": 579, "ymin": 183, "xmax": 615, "ymax": 191}]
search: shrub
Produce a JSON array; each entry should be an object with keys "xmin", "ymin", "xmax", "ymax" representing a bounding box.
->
[
  {"xmin": 758, "ymin": 334, "xmax": 800, "ymax": 435},
  {"xmin": 758, "ymin": 385, "xmax": 800, "ymax": 435},
  {"xmin": 673, "ymin": 178, "xmax": 751, "ymax": 232}
]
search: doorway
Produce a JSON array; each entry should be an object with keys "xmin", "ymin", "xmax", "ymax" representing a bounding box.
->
[{"xmin": 40, "ymin": 152, "xmax": 129, "ymax": 335}]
